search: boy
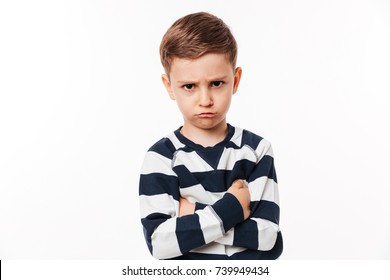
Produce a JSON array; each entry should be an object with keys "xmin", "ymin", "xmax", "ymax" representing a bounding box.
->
[{"xmin": 139, "ymin": 12, "xmax": 283, "ymax": 260}]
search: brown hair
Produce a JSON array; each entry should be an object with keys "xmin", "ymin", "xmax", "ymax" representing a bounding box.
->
[{"xmin": 160, "ymin": 12, "xmax": 238, "ymax": 75}]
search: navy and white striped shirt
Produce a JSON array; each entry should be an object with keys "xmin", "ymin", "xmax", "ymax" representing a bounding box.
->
[{"xmin": 139, "ymin": 124, "xmax": 283, "ymax": 259}]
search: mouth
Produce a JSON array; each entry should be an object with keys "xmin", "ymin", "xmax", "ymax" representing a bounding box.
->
[{"xmin": 196, "ymin": 112, "xmax": 217, "ymax": 118}]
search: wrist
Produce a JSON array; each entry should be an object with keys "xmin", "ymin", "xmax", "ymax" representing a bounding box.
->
[{"xmin": 211, "ymin": 192, "xmax": 244, "ymax": 233}]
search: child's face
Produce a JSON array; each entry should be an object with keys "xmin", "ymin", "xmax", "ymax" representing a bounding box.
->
[{"xmin": 162, "ymin": 53, "xmax": 242, "ymax": 132}]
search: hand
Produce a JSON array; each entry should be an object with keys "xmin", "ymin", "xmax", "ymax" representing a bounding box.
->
[
  {"xmin": 178, "ymin": 197, "xmax": 195, "ymax": 217},
  {"xmin": 227, "ymin": 180, "xmax": 251, "ymax": 220}
]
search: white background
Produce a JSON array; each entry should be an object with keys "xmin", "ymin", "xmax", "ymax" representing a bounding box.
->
[{"xmin": 1, "ymin": 0, "xmax": 389, "ymax": 259}]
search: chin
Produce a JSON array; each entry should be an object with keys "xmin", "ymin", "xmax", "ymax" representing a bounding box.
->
[{"xmin": 194, "ymin": 119, "xmax": 225, "ymax": 130}]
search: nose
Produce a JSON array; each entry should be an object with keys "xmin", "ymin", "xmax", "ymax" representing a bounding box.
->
[{"xmin": 198, "ymin": 88, "xmax": 213, "ymax": 107}]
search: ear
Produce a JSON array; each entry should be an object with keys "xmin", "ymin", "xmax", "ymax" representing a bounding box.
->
[
  {"xmin": 233, "ymin": 67, "xmax": 242, "ymax": 94},
  {"xmin": 161, "ymin": 74, "xmax": 176, "ymax": 100}
]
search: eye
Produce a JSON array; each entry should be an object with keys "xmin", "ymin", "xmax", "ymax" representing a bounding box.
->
[
  {"xmin": 183, "ymin": 84, "xmax": 195, "ymax": 91},
  {"xmin": 211, "ymin": 81, "xmax": 224, "ymax": 88}
]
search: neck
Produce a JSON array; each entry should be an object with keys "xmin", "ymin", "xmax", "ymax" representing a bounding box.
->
[{"xmin": 181, "ymin": 122, "xmax": 228, "ymax": 148}]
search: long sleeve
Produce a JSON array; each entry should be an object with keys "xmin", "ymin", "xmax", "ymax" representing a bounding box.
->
[
  {"xmin": 140, "ymin": 126, "xmax": 283, "ymax": 259},
  {"xmin": 215, "ymin": 139, "xmax": 281, "ymax": 252},
  {"xmin": 139, "ymin": 144, "xmax": 245, "ymax": 259}
]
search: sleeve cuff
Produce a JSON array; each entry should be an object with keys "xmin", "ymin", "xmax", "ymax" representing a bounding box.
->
[
  {"xmin": 194, "ymin": 202, "xmax": 208, "ymax": 211},
  {"xmin": 211, "ymin": 192, "xmax": 244, "ymax": 233}
]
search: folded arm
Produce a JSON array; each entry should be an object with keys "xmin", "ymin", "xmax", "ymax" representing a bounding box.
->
[
  {"xmin": 217, "ymin": 141, "xmax": 281, "ymax": 251},
  {"xmin": 139, "ymin": 151, "xmax": 246, "ymax": 259}
]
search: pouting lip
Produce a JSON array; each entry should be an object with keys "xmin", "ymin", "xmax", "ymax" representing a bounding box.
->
[{"xmin": 196, "ymin": 112, "xmax": 217, "ymax": 117}]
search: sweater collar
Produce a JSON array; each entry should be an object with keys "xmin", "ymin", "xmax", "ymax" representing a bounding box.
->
[{"xmin": 174, "ymin": 123, "xmax": 235, "ymax": 150}]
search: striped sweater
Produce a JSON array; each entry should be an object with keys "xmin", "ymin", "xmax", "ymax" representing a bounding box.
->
[{"xmin": 139, "ymin": 124, "xmax": 283, "ymax": 259}]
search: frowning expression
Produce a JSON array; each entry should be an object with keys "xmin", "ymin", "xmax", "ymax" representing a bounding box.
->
[{"xmin": 162, "ymin": 53, "xmax": 242, "ymax": 132}]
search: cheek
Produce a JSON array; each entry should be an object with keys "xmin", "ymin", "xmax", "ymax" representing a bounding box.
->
[
  {"xmin": 218, "ymin": 93, "xmax": 233, "ymax": 110},
  {"xmin": 175, "ymin": 97, "xmax": 192, "ymax": 114},
  {"xmin": 224, "ymin": 99, "xmax": 232, "ymax": 111}
]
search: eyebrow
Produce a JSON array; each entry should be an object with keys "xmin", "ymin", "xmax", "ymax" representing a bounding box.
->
[{"xmin": 176, "ymin": 76, "xmax": 229, "ymax": 84}]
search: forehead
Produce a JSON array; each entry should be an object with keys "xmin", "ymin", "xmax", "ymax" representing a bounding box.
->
[{"xmin": 169, "ymin": 53, "xmax": 234, "ymax": 81}]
